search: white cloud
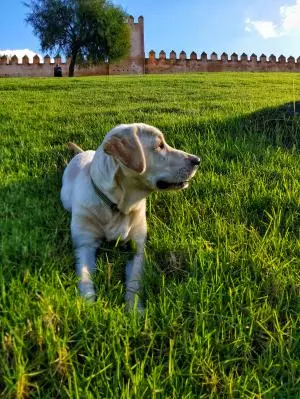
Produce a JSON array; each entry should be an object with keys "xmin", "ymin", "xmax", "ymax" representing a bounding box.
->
[
  {"xmin": 0, "ymin": 49, "xmax": 44, "ymax": 63},
  {"xmin": 280, "ymin": 0, "xmax": 300, "ymax": 31},
  {"xmin": 245, "ymin": 0, "xmax": 300, "ymax": 39},
  {"xmin": 245, "ymin": 18, "xmax": 279, "ymax": 39}
]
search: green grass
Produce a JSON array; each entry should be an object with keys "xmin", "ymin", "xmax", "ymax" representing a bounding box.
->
[{"xmin": 0, "ymin": 72, "xmax": 299, "ymax": 398}]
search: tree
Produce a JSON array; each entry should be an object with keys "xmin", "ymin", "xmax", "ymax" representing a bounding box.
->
[{"xmin": 25, "ymin": 0, "xmax": 131, "ymax": 77}]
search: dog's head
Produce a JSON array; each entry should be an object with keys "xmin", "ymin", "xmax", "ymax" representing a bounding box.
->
[{"xmin": 103, "ymin": 123, "xmax": 200, "ymax": 191}]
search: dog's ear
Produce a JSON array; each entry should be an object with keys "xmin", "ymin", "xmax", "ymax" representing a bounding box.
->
[{"xmin": 103, "ymin": 126, "xmax": 146, "ymax": 174}]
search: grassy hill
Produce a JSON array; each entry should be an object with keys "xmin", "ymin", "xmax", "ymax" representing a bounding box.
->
[{"xmin": 0, "ymin": 73, "xmax": 299, "ymax": 398}]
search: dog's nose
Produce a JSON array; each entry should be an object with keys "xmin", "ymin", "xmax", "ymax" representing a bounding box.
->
[{"xmin": 190, "ymin": 156, "xmax": 201, "ymax": 166}]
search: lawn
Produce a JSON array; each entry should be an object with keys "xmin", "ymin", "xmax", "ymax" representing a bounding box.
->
[{"xmin": 0, "ymin": 72, "xmax": 299, "ymax": 398}]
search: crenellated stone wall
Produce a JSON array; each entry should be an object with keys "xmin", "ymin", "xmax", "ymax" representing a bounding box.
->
[
  {"xmin": 1, "ymin": 15, "xmax": 300, "ymax": 77},
  {"xmin": 0, "ymin": 54, "xmax": 71, "ymax": 77},
  {"xmin": 145, "ymin": 51, "xmax": 300, "ymax": 73}
]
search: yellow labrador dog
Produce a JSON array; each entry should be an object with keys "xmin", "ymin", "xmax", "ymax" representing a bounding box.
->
[{"xmin": 61, "ymin": 123, "xmax": 200, "ymax": 310}]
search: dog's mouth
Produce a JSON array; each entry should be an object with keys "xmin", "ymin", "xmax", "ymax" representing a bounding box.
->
[{"xmin": 156, "ymin": 180, "xmax": 189, "ymax": 190}]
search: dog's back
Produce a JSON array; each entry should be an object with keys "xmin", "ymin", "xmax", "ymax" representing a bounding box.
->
[{"xmin": 61, "ymin": 149, "xmax": 95, "ymax": 212}]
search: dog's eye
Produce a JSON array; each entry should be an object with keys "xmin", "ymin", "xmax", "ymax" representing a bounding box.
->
[{"xmin": 157, "ymin": 142, "xmax": 165, "ymax": 151}]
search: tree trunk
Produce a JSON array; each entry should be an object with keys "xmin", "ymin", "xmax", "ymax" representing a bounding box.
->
[{"xmin": 68, "ymin": 52, "xmax": 77, "ymax": 77}]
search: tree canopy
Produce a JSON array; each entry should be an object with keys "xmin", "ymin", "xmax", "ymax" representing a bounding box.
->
[{"xmin": 25, "ymin": 0, "xmax": 131, "ymax": 76}]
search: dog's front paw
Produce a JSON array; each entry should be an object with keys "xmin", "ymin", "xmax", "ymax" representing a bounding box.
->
[
  {"xmin": 125, "ymin": 291, "xmax": 145, "ymax": 314},
  {"xmin": 78, "ymin": 281, "xmax": 96, "ymax": 303}
]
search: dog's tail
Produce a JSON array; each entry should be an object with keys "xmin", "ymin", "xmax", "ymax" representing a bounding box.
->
[{"xmin": 67, "ymin": 142, "xmax": 84, "ymax": 154}]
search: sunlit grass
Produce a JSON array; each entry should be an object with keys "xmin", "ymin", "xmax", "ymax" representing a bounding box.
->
[{"xmin": 0, "ymin": 73, "xmax": 299, "ymax": 398}]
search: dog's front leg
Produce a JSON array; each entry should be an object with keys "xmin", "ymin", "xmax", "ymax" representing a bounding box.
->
[
  {"xmin": 74, "ymin": 244, "xmax": 98, "ymax": 302},
  {"xmin": 71, "ymin": 214, "xmax": 101, "ymax": 302},
  {"xmin": 125, "ymin": 237, "xmax": 146, "ymax": 311}
]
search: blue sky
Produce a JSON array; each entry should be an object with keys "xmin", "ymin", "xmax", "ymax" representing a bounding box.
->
[{"xmin": 1, "ymin": 0, "xmax": 300, "ymax": 60}]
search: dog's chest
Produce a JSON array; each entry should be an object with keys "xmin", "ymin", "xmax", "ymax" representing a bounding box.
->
[
  {"xmin": 80, "ymin": 202, "xmax": 143, "ymax": 243},
  {"xmin": 104, "ymin": 212, "xmax": 133, "ymax": 241},
  {"xmin": 87, "ymin": 206, "xmax": 133, "ymax": 241}
]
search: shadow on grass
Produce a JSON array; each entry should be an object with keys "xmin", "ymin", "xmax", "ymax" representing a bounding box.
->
[
  {"xmin": 224, "ymin": 102, "xmax": 300, "ymax": 230},
  {"xmin": 0, "ymin": 171, "xmax": 71, "ymax": 275},
  {"xmin": 240, "ymin": 101, "xmax": 300, "ymax": 149},
  {"xmin": 190, "ymin": 101, "xmax": 300, "ymax": 150}
]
